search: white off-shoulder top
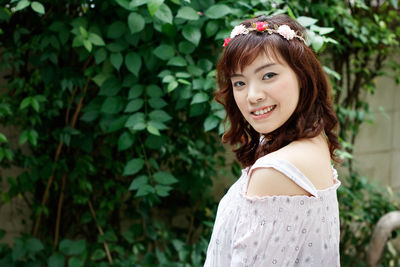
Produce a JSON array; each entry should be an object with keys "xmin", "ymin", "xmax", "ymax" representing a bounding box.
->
[{"xmin": 204, "ymin": 156, "xmax": 341, "ymax": 267}]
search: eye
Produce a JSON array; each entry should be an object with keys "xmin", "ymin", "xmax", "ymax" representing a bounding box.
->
[
  {"xmin": 233, "ymin": 81, "xmax": 245, "ymax": 87},
  {"xmin": 262, "ymin": 72, "xmax": 277, "ymax": 80}
]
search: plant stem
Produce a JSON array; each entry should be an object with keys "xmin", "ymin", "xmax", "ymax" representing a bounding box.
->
[
  {"xmin": 32, "ymin": 57, "xmax": 92, "ymax": 237},
  {"xmin": 54, "ymin": 173, "xmax": 67, "ymax": 247},
  {"xmin": 88, "ymin": 200, "xmax": 113, "ymax": 265}
]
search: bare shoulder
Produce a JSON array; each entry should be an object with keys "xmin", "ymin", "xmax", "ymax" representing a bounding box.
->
[
  {"xmin": 247, "ymin": 167, "xmax": 312, "ymax": 197},
  {"xmin": 246, "ymin": 134, "xmax": 334, "ymax": 198}
]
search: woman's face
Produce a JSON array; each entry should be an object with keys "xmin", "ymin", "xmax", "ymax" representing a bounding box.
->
[{"xmin": 231, "ymin": 52, "xmax": 300, "ymax": 134}]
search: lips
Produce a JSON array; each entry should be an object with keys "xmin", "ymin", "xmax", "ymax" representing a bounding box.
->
[{"xmin": 251, "ymin": 105, "xmax": 276, "ymax": 116}]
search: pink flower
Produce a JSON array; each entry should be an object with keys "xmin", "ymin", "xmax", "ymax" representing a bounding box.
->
[
  {"xmin": 255, "ymin": 22, "xmax": 268, "ymax": 31},
  {"xmin": 223, "ymin": 38, "xmax": 231, "ymax": 47},
  {"xmin": 277, "ymin": 25, "xmax": 296, "ymax": 40},
  {"xmin": 230, "ymin": 24, "xmax": 248, "ymax": 38}
]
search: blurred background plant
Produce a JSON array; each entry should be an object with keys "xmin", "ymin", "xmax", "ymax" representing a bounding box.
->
[{"xmin": 0, "ymin": 0, "xmax": 399, "ymax": 266}]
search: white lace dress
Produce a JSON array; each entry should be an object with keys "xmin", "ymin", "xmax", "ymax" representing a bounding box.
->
[{"xmin": 204, "ymin": 156, "xmax": 341, "ymax": 267}]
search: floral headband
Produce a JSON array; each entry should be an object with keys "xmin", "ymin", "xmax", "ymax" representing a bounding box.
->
[{"xmin": 223, "ymin": 22, "xmax": 306, "ymax": 47}]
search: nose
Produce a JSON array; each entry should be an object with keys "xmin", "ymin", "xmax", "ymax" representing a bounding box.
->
[{"xmin": 247, "ymin": 82, "xmax": 265, "ymax": 104}]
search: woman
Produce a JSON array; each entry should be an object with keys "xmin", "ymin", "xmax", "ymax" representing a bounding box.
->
[{"xmin": 204, "ymin": 14, "xmax": 341, "ymax": 266}]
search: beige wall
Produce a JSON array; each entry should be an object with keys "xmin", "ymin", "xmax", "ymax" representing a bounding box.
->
[{"xmin": 354, "ymin": 75, "xmax": 400, "ymax": 189}]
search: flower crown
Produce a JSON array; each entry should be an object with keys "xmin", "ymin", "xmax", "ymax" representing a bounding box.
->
[{"xmin": 223, "ymin": 22, "xmax": 306, "ymax": 47}]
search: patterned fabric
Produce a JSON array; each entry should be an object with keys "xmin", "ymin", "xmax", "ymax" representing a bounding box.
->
[{"xmin": 204, "ymin": 157, "xmax": 341, "ymax": 267}]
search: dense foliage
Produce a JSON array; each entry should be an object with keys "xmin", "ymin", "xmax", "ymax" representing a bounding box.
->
[{"xmin": 0, "ymin": 0, "xmax": 399, "ymax": 266}]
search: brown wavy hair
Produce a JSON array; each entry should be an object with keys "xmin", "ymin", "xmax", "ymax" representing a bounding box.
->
[{"xmin": 215, "ymin": 14, "xmax": 340, "ymax": 167}]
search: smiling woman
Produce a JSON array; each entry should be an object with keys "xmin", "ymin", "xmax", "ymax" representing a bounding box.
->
[
  {"xmin": 204, "ymin": 14, "xmax": 341, "ymax": 267},
  {"xmin": 231, "ymin": 53, "xmax": 300, "ymax": 136}
]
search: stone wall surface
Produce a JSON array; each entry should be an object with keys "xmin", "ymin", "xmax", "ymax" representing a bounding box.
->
[{"xmin": 354, "ymin": 74, "xmax": 400, "ymax": 190}]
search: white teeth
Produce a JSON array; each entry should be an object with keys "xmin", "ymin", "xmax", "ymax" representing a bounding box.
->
[{"xmin": 253, "ymin": 106, "xmax": 275, "ymax": 115}]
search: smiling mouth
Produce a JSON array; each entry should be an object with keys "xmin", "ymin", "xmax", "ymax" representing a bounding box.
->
[{"xmin": 251, "ymin": 105, "xmax": 276, "ymax": 116}]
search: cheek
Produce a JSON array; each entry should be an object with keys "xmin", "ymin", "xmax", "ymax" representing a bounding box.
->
[{"xmin": 233, "ymin": 91, "xmax": 247, "ymax": 114}]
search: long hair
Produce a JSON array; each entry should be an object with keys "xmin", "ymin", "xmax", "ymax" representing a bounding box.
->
[{"xmin": 215, "ymin": 14, "xmax": 340, "ymax": 167}]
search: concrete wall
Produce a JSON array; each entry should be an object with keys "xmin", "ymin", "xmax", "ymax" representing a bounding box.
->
[{"xmin": 353, "ymin": 75, "xmax": 400, "ymax": 189}]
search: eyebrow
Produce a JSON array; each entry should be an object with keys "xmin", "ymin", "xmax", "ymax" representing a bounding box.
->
[{"xmin": 231, "ymin": 63, "xmax": 277, "ymax": 78}]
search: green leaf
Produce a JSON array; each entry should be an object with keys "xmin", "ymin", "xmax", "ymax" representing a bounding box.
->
[
  {"xmin": 178, "ymin": 41, "xmax": 195, "ymax": 54},
  {"xmin": 176, "ymin": 6, "xmax": 199, "ymax": 20},
  {"xmin": 110, "ymin": 52, "xmax": 123, "ymax": 71},
  {"xmin": 128, "ymin": 12, "xmax": 145, "ymax": 34},
  {"xmin": 0, "ymin": 133, "xmax": 7, "ymax": 144},
  {"xmin": 48, "ymin": 253, "xmax": 65, "ymax": 267},
  {"xmin": 123, "ymin": 158, "xmax": 145, "ymax": 176},
  {"xmin": 115, "ymin": 0, "xmax": 135, "ymax": 10},
  {"xmin": 146, "ymin": 84, "xmax": 164, "ymax": 98},
  {"xmin": 88, "ymin": 33, "xmax": 105, "ymax": 46},
  {"xmin": 205, "ymin": 4, "xmax": 231, "ymax": 19},
  {"xmin": 79, "ymin": 26, "xmax": 88, "ymax": 38},
  {"xmin": 167, "ymin": 56, "xmax": 186, "ymax": 66},
  {"xmin": 296, "ymin": 16, "xmax": 318, "ymax": 27},
  {"xmin": 155, "ymin": 3, "xmax": 173, "ymax": 24},
  {"xmin": 59, "ymin": 239, "xmax": 86, "ymax": 256},
  {"xmin": 12, "ymin": 239, "xmax": 26, "ymax": 261},
  {"xmin": 135, "ymin": 184, "xmax": 154, "ymax": 197},
  {"xmin": 19, "ymin": 130, "xmax": 29, "ymax": 146},
  {"xmin": 26, "ymin": 237, "xmax": 44, "ymax": 252},
  {"xmin": 147, "ymin": 0, "xmax": 164, "ymax": 17},
  {"xmin": 99, "ymin": 77, "xmax": 121, "ymax": 96},
  {"xmin": 125, "ymin": 112, "xmax": 146, "ymax": 130},
  {"xmin": 68, "ymin": 257, "xmax": 83, "ymax": 267},
  {"xmin": 149, "ymin": 110, "xmax": 172, "ymax": 122},
  {"xmin": 147, "ymin": 120, "xmax": 167, "ymax": 130},
  {"xmin": 317, "ymin": 27, "xmax": 334, "ymax": 35},
  {"xmin": 155, "ymin": 184, "xmax": 172, "ymax": 197},
  {"xmin": 124, "ymin": 98, "xmax": 144, "ymax": 113},
  {"xmin": 31, "ymin": 1, "xmax": 45, "ymax": 14},
  {"xmin": 205, "ymin": 21, "xmax": 219, "ymax": 37},
  {"xmin": 191, "ymin": 92, "xmax": 209, "ymax": 104},
  {"xmin": 15, "ymin": 0, "xmax": 30, "ymax": 12},
  {"xmin": 128, "ymin": 85, "xmax": 144, "ymax": 99},
  {"xmin": 323, "ymin": 66, "xmax": 341, "ymax": 80},
  {"xmin": 147, "ymin": 124, "xmax": 160, "ymax": 135},
  {"xmin": 182, "ymin": 25, "xmax": 201, "ymax": 46},
  {"xmin": 204, "ymin": 115, "xmax": 219, "ymax": 131},
  {"xmin": 148, "ymin": 97, "xmax": 167, "ymax": 109},
  {"xmin": 130, "ymin": 0, "xmax": 147, "ymax": 7},
  {"xmin": 94, "ymin": 48, "xmax": 107, "ymax": 63},
  {"xmin": 101, "ymin": 96, "xmax": 123, "ymax": 114},
  {"xmin": 153, "ymin": 44, "xmax": 175, "ymax": 60},
  {"xmin": 91, "ymin": 249, "xmax": 106, "ymax": 261},
  {"xmin": 30, "ymin": 97, "xmax": 40, "ymax": 112},
  {"xmin": 83, "ymin": 39, "xmax": 92, "ymax": 52},
  {"xmin": 118, "ymin": 131, "xmax": 135, "ymax": 151},
  {"xmin": 153, "ymin": 171, "xmax": 178, "ymax": 185},
  {"xmin": 125, "ymin": 52, "xmax": 142, "ymax": 76},
  {"xmin": 107, "ymin": 21, "xmax": 127, "ymax": 39},
  {"xmin": 312, "ymin": 35, "xmax": 324, "ymax": 52},
  {"xmin": 167, "ymin": 80, "xmax": 178, "ymax": 92},
  {"xmin": 129, "ymin": 175, "xmax": 148, "ymax": 191},
  {"xmin": 20, "ymin": 97, "xmax": 31, "ymax": 110}
]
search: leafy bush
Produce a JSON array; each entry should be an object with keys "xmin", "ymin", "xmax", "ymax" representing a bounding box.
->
[{"xmin": 0, "ymin": 0, "xmax": 399, "ymax": 266}]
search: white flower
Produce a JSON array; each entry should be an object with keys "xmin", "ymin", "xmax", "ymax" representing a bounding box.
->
[
  {"xmin": 277, "ymin": 25, "xmax": 296, "ymax": 40},
  {"xmin": 230, "ymin": 24, "xmax": 249, "ymax": 39}
]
